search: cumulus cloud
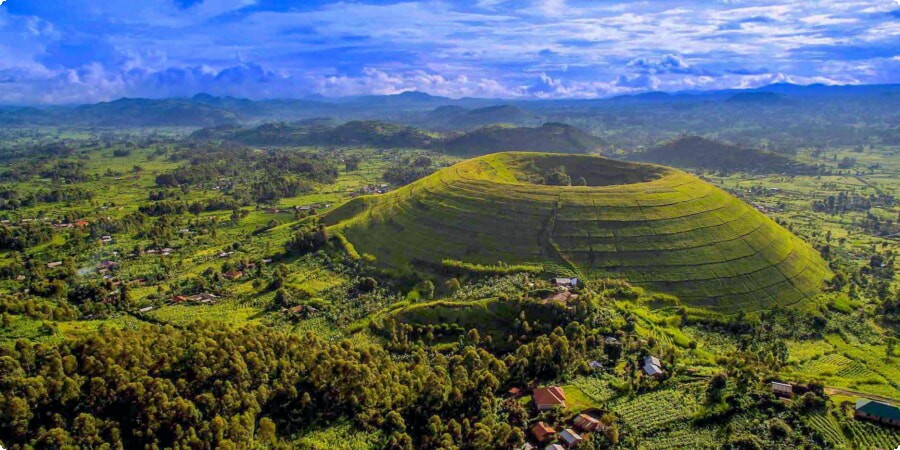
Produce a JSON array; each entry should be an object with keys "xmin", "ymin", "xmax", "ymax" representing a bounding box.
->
[
  {"xmin": 615, "ymin": 73, "xmax": 660, "ymax": 90},
  {"xmin": 627, "ymin": 54, "xmax": 692, "ymax": 74},
  {"xmin": 0, "ymin": 0, "xmax": 897, "ymax": 102}
]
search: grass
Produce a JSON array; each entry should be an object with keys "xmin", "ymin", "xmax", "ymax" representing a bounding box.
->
[{"xmin": 325, "ymin": 152, "xmax": 831, "ymax": 313}]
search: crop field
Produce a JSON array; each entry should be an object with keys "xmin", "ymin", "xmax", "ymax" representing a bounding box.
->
[
  {"xmin": 607, "ymin": 384, "xmax": 704, "ymax": 432},
  {"xmin": 840, "ymin": 418, "xmax": 900, "ymax": 450},
  {"xmin": 783, "ymin": 332, "xmax": 899, "ymax": 400},
  {"xmin": 325, "ymin": 152, "xmax": 831, "ymax": 313},
  {"xmin": 639, "ymin": 426, "xmax": 720, "ymax": 450},
  {"xmin": 566, "ymin": 376, "xmax": 620, "ymax": 405}
]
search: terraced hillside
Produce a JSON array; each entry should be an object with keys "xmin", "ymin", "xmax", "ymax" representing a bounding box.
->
[{"xmin": 324, "ymin": 152, "xmax": 831, "ymax": 312}]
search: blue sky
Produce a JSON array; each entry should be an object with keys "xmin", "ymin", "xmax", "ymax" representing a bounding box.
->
[{"xmin": 0, "ymin": 0, "xmax": 898, "ymax": 103}]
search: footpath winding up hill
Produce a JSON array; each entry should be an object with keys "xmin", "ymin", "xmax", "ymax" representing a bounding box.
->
[{"xmin": 324, "ymin": 152, "xmax": 831, "ymax": 312}]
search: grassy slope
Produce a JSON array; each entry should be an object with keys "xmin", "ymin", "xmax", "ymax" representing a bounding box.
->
[{"xmin": 324, "ymin": 152, "xmax": 831, "ymax": 313}]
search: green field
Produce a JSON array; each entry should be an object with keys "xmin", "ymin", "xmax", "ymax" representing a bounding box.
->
[{"xmin": 325, "ymin": 152, "xmax": 831, "ymax": 313}]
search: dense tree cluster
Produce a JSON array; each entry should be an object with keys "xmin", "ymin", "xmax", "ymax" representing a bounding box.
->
[
  {"xmin": 0, "ymin": 187, "xmax": 94, "ymax": 211},
  {"xmin": 0, "ymin": 322, "xmax": 607, "ymax": 449}
]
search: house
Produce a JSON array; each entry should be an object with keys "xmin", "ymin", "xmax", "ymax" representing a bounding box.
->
[
  {"xmin": 553, "ymin": 277, "xmax": 578, "ymax": 288},
  {"xmin": 589, "ymin": 360, "xmax": 603, "ymax": 371},
  {"xmin": 544, "ymin": 291, "xmax": 579, "ymax": 304},
  {"xmin": 530, "ymin": 422, "xmax": 556, "ymax": 443},
  {"xmin": 643, "ymin": 356, "xmax": 663, "ymax": 377},
  {"xmin": 533, "ymin": 386, "xmax": 566, "ymax": 411},
  {"xmin": 573, "ymin": 413, "xmax": 602, "ymax": 432},
  {"xmin": 223, "ymin": 270, "xmax": 243, "ymax": 281},
  {"xmin": 771, "ymin": 381, "xmax": 793, "ymax": 398},
  {"xmin": 558, "ymin": 429, "xmax": 583, "ymax": 448},
  {"xmin": 854, "ymin": 399, "xmax": 900, "ymax": 427},
  {"xmin": 284, "ymin": 305, "xmax": 308, "ymax": 316},
  {"xmin": 46, "ymin": 261, "xmax": 63, "ymax": 269},
  {"xmin": 187, "ymin": 293, "xmax": 218, "ymax": 304}
]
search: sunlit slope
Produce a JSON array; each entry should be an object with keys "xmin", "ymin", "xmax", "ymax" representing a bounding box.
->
[{"xmin": 324, "ymin": 152, "xmax": 831, "ymax": 312}]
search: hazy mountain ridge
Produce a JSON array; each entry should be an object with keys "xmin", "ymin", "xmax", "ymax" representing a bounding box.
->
[
  {"xmin": 2, "ymin": 83, "xmax": 898, "ymax": 130},
  {"xmin": 191, "ymin": 120, "xmax": 604, "ymax": 155},
  {"xmin": 630, "ymin": 136, "xmax": 820, "ymax": 174}
]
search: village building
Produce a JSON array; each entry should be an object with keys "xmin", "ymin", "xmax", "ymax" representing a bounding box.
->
[
  {"xmin": 544, "ymin": 290, "xmax": 579, "ymax": 304},
  {"xmin": 544, "ymin": 445, "xmax": 565, "ymax": 450},
  {"xmin": 171, "ymin": 295, "xmax": 187, "ymax": 303},
  {"xmin": 46, "ymin": 261, "xmax": 63, "ymax": 269},
  {"xmin": 533, "ymin": 386, "xmax": 566, "ymax": 411},
  {"xmin": 508, "ymin": 387, "xmax": 522, "ymax": 397},
  {"xmin": 643, "ymin": 356, "xmax": 663, "ymax": 377},
  {"xmin": 187, "ymin": 293, "xmax": 218, "ymax": 304},
  {"xmin": 223, "ymin": 270, "xmax": 243, "ymax": 281},
  {"xmin": 530, "ymin": 422, "xmax": 556, "ymax": 443},
  {"xmin": 771, "ymin": 381, "xmax": 793, "ymax": 398},
  {"xmin": 854, "ymin": 399, "xmax": 899, "ymax": 427},
  {"xmin": 558, "ymin": 429, "xmax": 583, "ymax": 448},
  {"xmin": 138, "ymin": 306, "xmax": 154, "ymax": 313},
  {"xmin": 573, "ymin": 413, "xmax": 602, "ymax": 432},
  {"xmin": 589, "ymin": 360, "xmax": 603, "ymax": 371},
  {"xmin": 553, "ymin": 277, "xmax": 578, "ymax": 288},
  {"xmin": 98, "ymin": 260, "xmax": 118, "ymax": 270}
]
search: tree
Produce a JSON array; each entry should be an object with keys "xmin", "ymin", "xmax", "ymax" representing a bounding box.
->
[
  {"xmin": 258, "ymin": 417, "xmax": 276, "ymax": 444},
  {"xmin": 444, "ymin": 277, "xmax": 461, "ymax": 293},
  {"xmin": 707, "ymin": 372, "xmax": 727, "ymax": 403},
  {"xmin": 286, "ymin": 221, "xmax": 328, "ymax": 255},
  {"xmin": 418, "ymin": 280, "xmax": 435, "ymax": 300}
]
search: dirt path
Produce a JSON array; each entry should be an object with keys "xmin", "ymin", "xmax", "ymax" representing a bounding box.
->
[{"xmin": 825, "ymin": 387, "xmax": 898, "ymax": 404}]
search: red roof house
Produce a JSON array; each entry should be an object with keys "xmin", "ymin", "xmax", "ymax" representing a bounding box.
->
[
  {"xmin": 533, "ymin": 386, "xmax": 566, "ymax": 411},
  {"xmin": 530, "ymin": 422, "xmax": 556, "ymax": 443}
]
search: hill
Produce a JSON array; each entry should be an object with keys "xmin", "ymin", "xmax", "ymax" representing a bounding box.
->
[
  {"xmin": 73, "ymin": 98, "xmax": 241, "ymax": 127},
  {"xmin": 423, "ymin": 104, "xmax": 540, "ymax": 130},
  {"xmin": 323, "ymin": 152, "xmax": 831, "ymax": 312},
  {"xmin": 630, "ymin": 136, "xmax": 819, "ymax": 174},
  {"xmin": 204, "ymin": 120, "xmax": 437, "ymax": 147},
  {"xmin": 726, "ymin": 92, "xmax": 787, "ymax": 104},
  {"xmin": 190, "ymin": 121, "xmax": 603, "ymax": 155},
  {"xmin": 440, "ymin": 123, "xmax": 604, "ymax": 155}
]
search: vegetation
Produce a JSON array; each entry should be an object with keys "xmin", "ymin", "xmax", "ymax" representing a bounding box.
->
[
  {"xmin": 324, "ymin": 152, "xmax": 831, "ymax": 312},
  {"xmin": 0, "ymin": 88, "xmax": 897, "ymax": 449}
]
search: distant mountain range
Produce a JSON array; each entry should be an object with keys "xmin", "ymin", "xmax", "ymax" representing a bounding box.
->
[{"xmin": 1, "ymin": 83, "xmax": 897, "ymax": 130}]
